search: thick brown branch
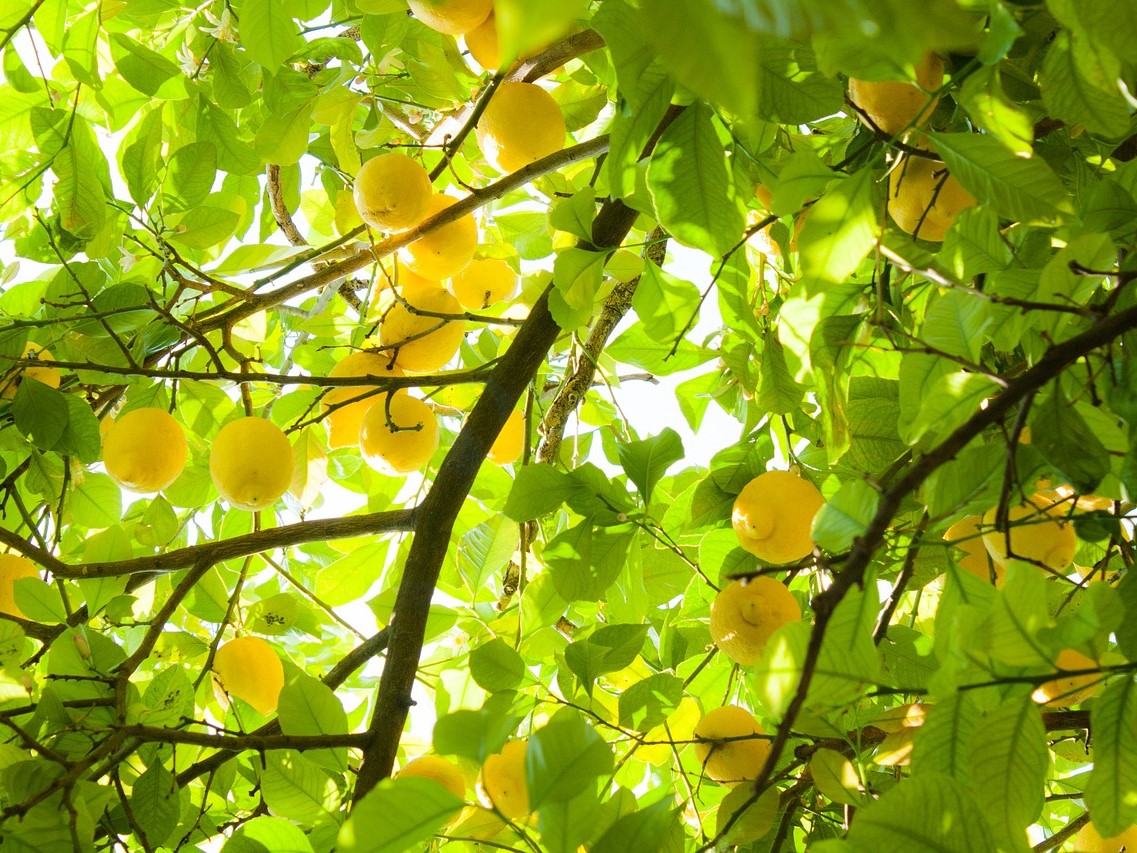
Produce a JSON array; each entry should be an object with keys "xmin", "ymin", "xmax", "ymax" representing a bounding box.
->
[
  {"xmin": 117, "ymin": 726, "xmax": 372, "ymax": 752},
  {"xmin": 266, "ymin": 164, "xmax": 307, "ymax": 247}
]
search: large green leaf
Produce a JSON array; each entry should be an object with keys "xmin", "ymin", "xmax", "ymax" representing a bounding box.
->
[
  {"xmin": 338, "ymin": 777, "xmax": 462, "ymax": 853},
  {"xmin": 1085, "ymin": 676, "xmax": 1137, "ymax": 837},
  {"xmin": 526, "ymin": 708, "xmax": 614, "ymax": 809},
  {"xmin": 847, "ymin": 773, "xmax": 994, "ymax": 852},
  {"xmin": 239, "ymin": 0, "xmax": 302, "ymax": 69}
]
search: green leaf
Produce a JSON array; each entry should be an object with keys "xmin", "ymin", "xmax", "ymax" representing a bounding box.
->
[
  {"xmin": 526, "ymin": 708, "xmax": 614, "ymax": 809},
  {"xmin": 797, "ymin": 168, "xmax": 877, "ymax": 292},
  {"xmin": 239, "ymin": 0, "xmax": 302, "ymax": 69},
  {"xmin": 1030, "ymin": 387, "xmax": 1110, "ymax": 494},
  {"xmin": 132, "ymin": 763, "xmax": 180, "ymax": 845},
  {"xmin": 617, "ymin": 428, "xmax": 683, "ymax": 504},
  {"xmin": 14, "ymin": 578, "xmax": 66, "ymax": 624},
  {"xmin": 166, "ymin": 142, "xmax": 217, "ymax": 212},
  {"xmin": 967, "ymin": 697, "xmax": 1047, "ymax": 850},
  {"xmin": 756, "ymin": 41, "xmax": 843, "ymax": 124},
  {"xmin": 847, "ymin": 773, "xmax": 994, "ymax": 852},
  {"xmin": 813, "ymin": 583, "xmax": 881, "ymax": 703},
  {"xmin": 758, "ymin": 331, "xmax": 805, "ymax": 415},
  {"xmin": 545, "ymin": 523, "xmax": 633, "ymax": 602},
  {"xmin": 504, "ymin": 464, "xmax": 575, "ymax": 521},
  {"xmin": 927, "ymin": 131, "xmax": 1071, "ymax": 224},
  {"xmin": 110, "ymin": 33, "xmax": 180, "ymax": 97},
  {"xmin": 433, "ymin": 693, "xmax": 524, "ymax": 763},
  {"xmin": 58, "ymin": 395, "xmax": 101, "ymax": 463},
  {"xmin": 647, "ymin": 102, "xmax": 744, "ymax": 257},
  {"xmin": 812, "ymin": 480, "xmax": 879, "ymax": 554},
  {"xmin": 606, "ymin": 64, "xmax": 673, "ymax": 200},
  {"xmin": 223, "ymin": 816, "xmax": 315, "ymax": 853},
  {"xmin": 70, "ymin": 474, "xmax": 122, "ymax": 530},
  {"xmin": 563, "ymin": 624, "xmax": 648, "ymax": 691},
  {"xmin": 1085, "ymin": 676, "xmax": 1137, "ymax": 837},
  {"xmin": 630, "ymin": 261, "xmax": 702, "ymax": 342},
  {"xmin": 538, "ymin": 788, "xmax": 604, "ymax": 853},
  {"xmin": 259, "ymin": 751, "xmax": 336, "ymax": 824},
  {"xmin": 54, "ymin": 142, "xmax": 107, "ymax": 240},
  {"xmin": 139, "ymin": 666, "xmax": 195, "ymax": 728},
  {"xmin": 1041, "ymin": 31, "xmax": 1131, "ymax": 139},
  {"xmin": 911, "ymin": 692, "xmax": 982, "ymax": 782},
  {"xmin": 638, "ymin": 0, "xmax": 760, "ymax": 116},
  {"xmin": 591, "ymin": 796, "xmax": 680, "ymax": 853},
  {"xmin": 469, "ymin": 638, "xmax": 526, "ymax": 693},
  {"xmin": 617, "ymin": 673, "xmax": 683, "ymax": 732},
  {"xmin": 550, "ymin": 248, "xmax": 605, "ymax": 331},
  {"xmin": 941, "ymin": 206, "xmax": 1014, "ymax": 279},
  {"xmin": 338, "ymin": 777, "xmax": 462, "ymax": 853},
  {"xmin": 921, "ymin": 289, "xmax": 992, "ymax": 364},
  {"xmin": 843, "ymin": 378, "xmax": 904, "ymax": 474},
  {"xmin": 278, "ymin": 673, "xmax": 349, "ymax": 772},
  {"xmin": 979, "ymin": 563, "xmax": 1051, "ymax": 667},
  {"xmin": 315, "ymin": 540, "xmax": 387, "ymax": 606}
]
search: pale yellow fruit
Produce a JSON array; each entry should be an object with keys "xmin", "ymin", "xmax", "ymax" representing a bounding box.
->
[
  {"xmin": 397, "ymin": 755, "xmax": 466, "ymax": 801},
  {"xmin": 353, "ymin": 153, "xmax": 433, "ymax": 232},
  {"xmin": 375, "ymin": 258, "xmax": 435, "ymax": 295},
  {"xmin": 982, "ymin": 494, "xmax": 1077, "ymax": 571},
  {"xmin": 693, "ymin": 705, "xmax": 770, "ymax": 787},
  {"xmin": 323, "ymin": 352, "xmax": 403, "ymax": 450},
  {"xmin": 944, "ymin": 515, "xmax": 1005, "ymax": 585},
  {"xmin": 1032, "ymin": 648, "xmax": 1102, "ymax": 707},
  {"xmin": 872, "ymin": 703, "xmax": 928, "ymax": 733},
  {"xmin": 450, "ymin": 257, "xmax": 517, "ymax": 310},
  {"xmin": 1073, "ymin": 821, "xmax": 1137, "ymax": 852},
  {"xmin": 102, "ymin": 408, "xmax": 187, "ymax": 493},
  {"xmin": 210, "ymin": 418, "xmax": 294, "ymax": 511},
  {"xmin": 848, "ymin": 53, "xmax": 944, "ymax": 136},
  {"xmin": 0, "ymin": 554, "xmax": 39, "ymax": 619},
  {"xmin": 408, "ymin": 0, "xmax": 492, "ymax": 34},
  {"xmin": 487, "ymin": 409, "xmax": 524, "ymax": 465},
  {"xmin": 476, "ymin": 82, "xmax": 566, "ymax": 173},
  {"xmin": 463, "ymin": 11, "xmax": 500, "ymax": 69},
  {"xmin": 888, "ymin": 153, "xmax": 977, "ymax": 242},
  {"xmin": 400, "ymin": 194, "xmax": 478, "ymax": 281},
  {"xmin": 359, "ymin": 391, "xmax": 439, "ymax": 475},
  {"xmin": 379, "ymin": 285, "xmax": 466, "ymax": 373},
  {"xmin": 480, "ymin": 739, "xmax": 529, "ymax": 819},
  {"xmin": 1, "ymin": 345, "xmax": 60, "ymax": 399},
  {"xmin": 212, "ymin": 636, "xmax": 284, "ymax": 716},
  {"xmin": 731, "ymin": 470, "xmax": 825, "ymax": 564},
  {"xmin": 710, "ymin": 577, "xmax": 801, "ymax": 666}
]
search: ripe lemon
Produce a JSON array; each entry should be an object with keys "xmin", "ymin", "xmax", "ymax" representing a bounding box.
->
[
  {"xmin": 888, "ymin": 153, "xmax": 976, "ymax": 242},
  {"xmin": 397, "ymin": 755, "xmax": 466, "ymax": 801},
  {"xmin": 323, "ymin": 351, "xmax": 403, "ymax": 450},
  {"xmin": 353, "ymin": 152, "xmax": 433, "ymax": 232},
  {"xmin": 359, "ymin": 391, "xmax": 439, "ymax": 474},
  {"xmin": 710, "ymin": 577, "xmax": 801, "ymax": 666},
  {"xmin": 944, "ymin": 515, "xmax": 1004, "ymax": 585},
  {"xmin": 400, "ymin": 194, "xmax": 478, "ymax": 281},
  {"xmin": 0, "ymin": 554, "xmax": 39, "ymax": 618},
  {"xmin": 379, "ymin": 284, "xmax": 466, "ymax": 373},
  {"xmin": 982, "ymin": 494, "xmax": 1077, "ymax": 571},
  {"xmin": 486, "ymin": 409, "xmax": 524, "ymax": 465},
  {"xmin": 480, "ymin": 739, "xmax": 529, "ymax": 819},
  {"xmin": 210, "ymin": 417, "xmax": 294, "ymax": 511},
  {"xmin": 408, "ymin": 0, "xmax": 492, "ymax": 34},
  {"xmin": 463, "ymin": 11, "xmax": 500, "ymax": 70},
  {"xmin": 1032, "ymin": 648, "xmax": 1102, "ymax": 707},
  {"xmin": 693, "ymin": 705, "xmax": 770, "ymax": 787},
  {"xmin": 451, "ymin": 257, "xmax": 517, "ymax": 310},
  {"xmin": 212, "ymin": 636, "xmax": 285, "ymax": 716},
  {"xmin": 1, "ymin": 345, "xmax": 60, "ymax": 399},
  {"xmin": 731, "ymin": 470, "xmax": 825, "ymax": 564},
  {"xmin": 102, "ymin": 407, "xmax": 187, "ymax": 493},
  {"xmin": 848, "ymin": 53, "xmax": 944, "ymax": 137},
  {"xmin": 1074, "ymin": 821, "xmax": 1137, "ymax": 852},
  {"xmin": 475, "ymin": 82, "xmax": 566, "ymax": 173}
]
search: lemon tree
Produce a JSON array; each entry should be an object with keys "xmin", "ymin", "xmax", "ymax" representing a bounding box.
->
[{"xmin": 0, "ymin": 1, "xmax": 1136, "ymax": 851}]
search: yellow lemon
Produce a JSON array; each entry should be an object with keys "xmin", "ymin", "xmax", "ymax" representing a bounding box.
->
[
  {"xmin": 212, "ymin": 636, "xmax": 285, "ymax": 716},
  {"xmin": 709, "ymin": 577, "xmax": 801, "ymax": 666},
  {"xmin": 323, "ymin": 352, "xmax": 402, "ymax": 450},
  {"xmin": 353, "ymin": 152, "xmax": 433, "ymax": 232},
  {"xmin": 888, "ymin": 152, "xmax": 976, "ymax": 242},
  {"xmin": 359, "ymin": 391, "xmax": 439, "ymax": 474},
  {"xmin": 463, "ymin": 11, "xmax": 500, "ymax": 70},
  {"xmin": 1033, "ymin": 648, "xmax": 1103, "ymax": 707},
  {"xmin": 397, "ymin": 755, "xmax": 466, "ymax": 801},
  {"xmin": 0, "ymin": 554, "xmax": 39, "ymax": 619},
  {"xmin": 379, "ymin": 284, "xmax": 466, "ymax": 373},
  {"xmin": 480, "ymin": 739, "xmax": 529, "ymax": 819},
  {"xmin": 1074, "ymin": 821, "xmax": 1137, "ymax": 852},
  {"xmin": 450, "ymin": 257, "xmax": 517, "ymax": 310},
  {"xmin": 475, "ymin": 82, "xmax": 566, "ymax": 173},
  {"xmin": 944, "ymin": 515, "xmax": 1004, "ymax": 585},
  {"xmin": 400, "ymin": 194, "xmax": 478, "ymax": 281},
  {"xmin": 102, "ymin": 407, "xmax": 187, "ymax": 493},
  {"xmin": 848, "ymin": 53, "xmax": 944, "ymax": 136},
  {"xmin": 210, "ymin": 418, "xmax": 294, "ymax": 511},
  {"xmin": 1, "ymin": 345, "xmax": 60, "ymax": 399},
  {"xmin": 731, "ymin": 470, "xmax": 825, "ymax": 564},
  {"xmin": 693, "ymin": 705, "xmax": 770, "ymax": 787},
  {"xmin": 487, "ymin": 409, "xmax": 525, "ymax": 465},
  {"xmin": 408, "ymin": 0, "xmax": 492, "ymax": 34},
  {"xmin": 982, "ymin": 494, "xmax": 1077, "ymax": 571}
]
